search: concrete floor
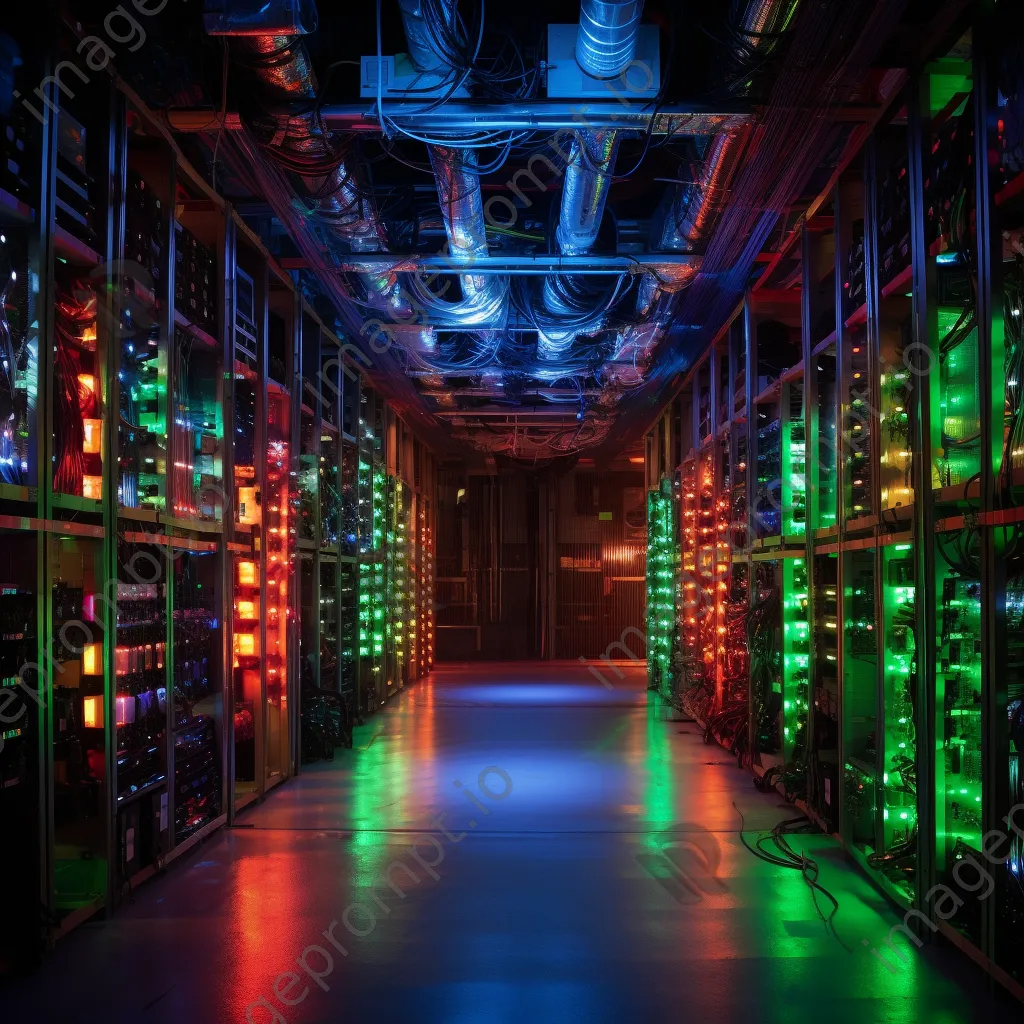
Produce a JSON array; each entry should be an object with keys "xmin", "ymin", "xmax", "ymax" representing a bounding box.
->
[{"xmin": 4, "ymin": 663, "xmax": 1016, "ymax": 1023}]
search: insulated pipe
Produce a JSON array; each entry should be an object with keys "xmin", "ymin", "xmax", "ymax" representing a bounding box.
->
[
  {"xmin": 576, "ymin": 0, "xmax": 645, "ymax": 79},
  {"xmin": 639, "ymin": 0, "xmax": 798, "ymax": 311},
  {"xmin": 227, "ymin": 30, "xmax": 411, "ymax": 315},
  {"xmin": 399, "ymin": 0, "xmax": 508, "ymax": 327},
  {"xmin": 397, "ymin": 0, "xmax": 451, "ymax": 73},
  {"xmin": 538, "ymin": 0, "xmax": 647, "ymax": 358},
  {"xmin": 538, "ymin": 129, "xmax": 620, "ymax": 359},
  {"xmin": 552, "ymin": 129, "xmax": 620, "ymax": 259},
  {"xmin": 656, "ymin": 127, "xmax": 751, "ymax": 251},
  {"xmin": 656, "ymin": 0, "xmax": 799, "ymax": 254},
  {"xmin": 424, "ymin": 146, "xmax": 508, "ymax": 325}
]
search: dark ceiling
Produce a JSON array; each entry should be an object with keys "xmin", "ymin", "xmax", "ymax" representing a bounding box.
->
[{"xmin": 78, "ymin": 0, "xmax": 970, "ymax": 465}]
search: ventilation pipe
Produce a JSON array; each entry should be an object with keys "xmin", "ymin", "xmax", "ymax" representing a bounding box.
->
[
  {"xmin": 576, "ymin": 0, "xmax": 645, "ymax": 79},
  {"xmin": 397, "ymin": 0, "xmax": 454, "ymax": 73},
  {"xmin": 656, "ymin": 0, "xmax": 799, "ymax": 253},
  {"xmin": 425, "ymin": 146, "xmax": 508, "ymax": 324},
  {"xmin": 211, "ymin": 9, "xmax": 410, "ymax": 315},
  {"xmin": 538, "ymin": 1, "xmax": 642, "ymax": 359},
  {"xmin": 634, "ymin": 0, "xmax": 798, "ymax": 317},
  {"xmin": 398, "ymin": 0, "xmax": 508, "ymax": 327}
]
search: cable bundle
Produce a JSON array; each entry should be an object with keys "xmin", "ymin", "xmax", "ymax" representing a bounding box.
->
[
  {"xmin": 373, "ymin": 0, "xmax": 540, "ymax": 152},
  {"xmin": 736, "ymin": 804, "xmax": 849, "ymax": 950},
  {"xmin": 0, "ymin": 230, "xmax": 32, "ymax": 485},
  {"xmin": 751, "ymin": 762, "xmax": 804, "ymax": 801},
  {"xmin": 746, "ymin": 580, "xmax": 780, "ymax": 753},
  {"xmin": 170, "ymin": 329, "xmax": 197, "ymax": 519},
  {"xmin": 1003, "ymin": 254, "xmax": 1024, "ymax": 481},
  {"xmin": 117, "ymin": 299, "xmax": 162, "ymax": 510},
  {"xmin": 462, "ymin": 417, "xmax": 612, "ymax": 461},
  {"xmin": 510, "ymin": 274, "xmax": 633, "ymax": 340},
  {"xmin": 723, "ymin": 598, "xmax": 749, "ymax": 694},
  {"xmin": 53, "ymin": 279, "xmax": 98, "ymax": 496},
  {"xmin": 679, "ymin": 658, "xmax": 714, "ymax": 721},
  {"xmin": 53, "ymin": 338, "xmax": 85, "ymax": 495},
  {"xmin": 706, "ymin": 0, "xmax": 801, "ymax": 99},
  {"xmin": 416, "ymin": 0, "xmax": 537, "ymax": 102},
  {"xmin": 705, "ymin": 698, "xmax": 749, "ymax": 758}
]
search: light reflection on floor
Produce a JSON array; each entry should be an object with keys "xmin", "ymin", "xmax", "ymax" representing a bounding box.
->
[{"xmin": 3, "ymin": 661, "xmax": 1015, "ymax": 1023}]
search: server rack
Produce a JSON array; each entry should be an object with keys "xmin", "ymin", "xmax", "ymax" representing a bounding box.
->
[
  {"xmin": 643, "ymin": 7, "xmax": 1024, "ymax": 998},
  {"xmin": 0, "ymin": 34, "xmax": 438, "ymax": 967}
]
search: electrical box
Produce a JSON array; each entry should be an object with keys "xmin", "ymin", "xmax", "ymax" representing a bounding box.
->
[{"xmin": 360, "ymin": 55, "xmax": 471, "ymax": 100}]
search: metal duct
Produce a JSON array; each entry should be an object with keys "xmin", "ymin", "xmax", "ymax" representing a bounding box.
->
[
  {"xmin": 576, "ymin": 0, "xmax": 644, "ymax": 79},
  {"xmin": 399, "ymin": 0, "xmax": 508, "ymax": 327},
  {"xmin": 636, "ymin": 0, "xmax": 798, "ymax": 314},
  {"xmin": 538, "ymin": 0, "xmax": 649, "ymax": 359},
  {"xmin": 656, "ymin": 127, "xmax": 751, "ymax": 251},
  {"xmin": 418, "ymin": 146, "xmax": 508, "ymax": 326},
  {"xmin": 552, "ymin": 129, "xmax": 619, "ymax": 259},
  {"xmin": 204, "ymin": 0, "xmax": 319, "ymax": 35},
  {"xmin": 656, "ymin": 0, "xmax": 799, "ymax": 254},
  {"xmin": 397, "ymin": 0, "xmax": 454, "ymax": 73},
  {"xmin": 538, "ymin": 128, "xmax": 620, "ymax": 359},
  {"xmin": 225, "ymin": 26, "xmax": 410, "ymax": 315}
]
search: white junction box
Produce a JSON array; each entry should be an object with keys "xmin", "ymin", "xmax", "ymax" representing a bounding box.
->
[{"xmin": 360, "ymin": 54, "xmax": 471, "ymax": 100}]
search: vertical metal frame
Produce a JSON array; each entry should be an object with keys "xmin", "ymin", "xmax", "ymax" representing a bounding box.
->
[
  {"xmin": 160, "ymin": 150, "xmax": 179, "ymax": 836},
  {"xmin": 863, "ymin": 136, "xmax": 884, "ymax": 523},
  {"xmin": 973, "ymin": 13, "xmax": 1004, "ymax": 966},
  {"xmin": 743, "ymin": 296, "xmax": 754, "ymax": 517},
  {"xmin": 298, "ymin": 308, "xmax": 320, "ymax": 697},
  {"xmin": 863, "ymin": 134, "xmax": 889, "ymax": 860},
  {"xmin": 341, "ymin": 345, "xmax": 360, "ymax": 707},
  {"xmin": 907, "ymin": 68, "xmax": 937, "ymax": 922},
  {"xmin": 800, "ymin": 223, "xmax": 823, "ymax": 801},
  {"xmin": 102, "ymin": 82, "xmax": 128, "ymax": 910},
  {"xmin": 255, "ymin": 256, "xmax": 270, "ymax": 793},
  {"xmin": 743, "ymin": 293, "xmax": 757, "ymax": 752},
  {"xmin": 288, "ymin": 285, "xmax": 303, "ymax": 778},
  {"xmin": 834, "ymin": 178, "xmax": 854, "ymax": 535},
  {"xmin": 708, "ymin": 344, "xmax": 723, "ymax": 711},
  {"xmin": 222, "ymin": 209, "xmax": 240, "ymax": 819},
  {"xmin": 36, "ymin": 66, "xmax": 59, "ymax": 925}
]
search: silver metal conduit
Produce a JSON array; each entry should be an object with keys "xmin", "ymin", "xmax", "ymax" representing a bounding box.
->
[
  {"xmin": 633, "ymin": 0, "xmax": 799, "ymax": 320},
  {"xmin": 539, "ymin": 0, "xmax": 645, "ymax": 359},
  {"xmin": 218, "ymin": 19, "xmax": 410, "ymax": 316},
  {"xmin": 576, "ymin": 0, "xmax": 645, "ymax": 79},
  {"xmin": 657, "ymin": 0, "xmax": 800, "ymax": 253},
  {"xmin": 398, "ymin": 0, "xmax": 508, "ymax": 327}
]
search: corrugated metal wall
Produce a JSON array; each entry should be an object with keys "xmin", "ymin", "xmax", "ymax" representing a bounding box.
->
[
  {"xmin": 553, "ymin": 470, "xmax": 647, "ymax": 659},
  {"xmin": 435, "ymin": 463, "xmax": 645, "ymax": 661}
]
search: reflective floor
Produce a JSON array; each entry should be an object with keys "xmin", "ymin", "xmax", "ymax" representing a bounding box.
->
[{"xmin": 5, "ymin": 663, "xmax": 1015, "ymax": 1023}]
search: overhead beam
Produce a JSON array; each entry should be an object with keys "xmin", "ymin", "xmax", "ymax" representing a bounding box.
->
[
  {"xmin": 166, "ymin": 104, "xmax": 749, "ymax": 136},
  {"xmin": 421, "ymin": 388, "xmax": 603, "ymax": 398},
  {"xmin": 324, "ymin": 103, "xmax": 749, "ymax": 134},
  {"xmin": 279, "ymin": 253, "xmax": 698, "ymax": 276},
  {"xmin": 435, "ymin": 408, "xmax": 597, "ymax": 418}
]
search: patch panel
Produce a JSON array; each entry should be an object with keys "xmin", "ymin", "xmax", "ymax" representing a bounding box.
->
[
  {"xmin": 844, "ymin": 333, "xmax": 872, "ymax": 519},
  {"xmin": 783, "ymin": 385, "xmax": 806, "ymax": 536},
  {"xmin": 755, "ymin": 416, "xmax": 781, "ymax": 538},
  {"xmin": 782, "ymin": 557, "xmax": 809, "ymax": 763},
  {"xmin": 171, "ymin": 328, "xmax": 222, "ymax": 521},
  {"xmin": 645, "ymin": 480, "xmax": 677, "ymax": 695}
]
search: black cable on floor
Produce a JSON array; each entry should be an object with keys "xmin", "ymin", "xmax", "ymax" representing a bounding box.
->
[{"xmin": 733, "ymin": 801, "xmax": 851, "ymax": 952}]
